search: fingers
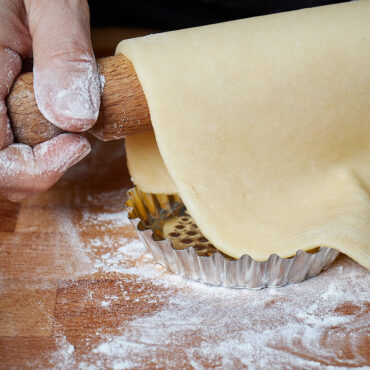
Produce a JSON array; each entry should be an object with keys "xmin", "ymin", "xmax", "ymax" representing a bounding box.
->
[
  {"xmin": 0, "ymin": 0, "xmax": 32, "ymax": 57},
  {"xmin": 0, "ymin": 47, "xmax": 23, "ymax": 149},
  {"xmin": 25, "ymin": 0, "xmax": 101, "ymax": 132},
  {"xmin": 0, "ymin": 1, "xmax": 32, "ymax": 151},
  {"xmin": 0, "ymin": 133, "xmax": 91, "ymax": 202},
  {"xmin": 0, "ymin": 100, "xmax": 14, "ymax": 151},
  {"xmin": 0, "ymin": 0, "xmax": 96, "ymax": 202}
]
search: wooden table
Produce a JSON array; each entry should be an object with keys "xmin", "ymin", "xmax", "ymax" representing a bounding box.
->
[
  {"xmin": 0, "ymin": 138, "xmax": 369, "ymax": 369},
  {"xmin": 0, "ymin": 28, "xmax": 369, "ymax": 369}
]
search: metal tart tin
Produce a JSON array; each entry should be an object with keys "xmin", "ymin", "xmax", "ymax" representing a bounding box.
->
[{"xmin": 126, "ymin": 187, "xmax": 340, "ymax": 289}]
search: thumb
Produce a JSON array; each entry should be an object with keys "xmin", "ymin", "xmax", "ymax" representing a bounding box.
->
[{"xmin": 25, "ymin": 0, "xmax": 101, "ymax": 132}]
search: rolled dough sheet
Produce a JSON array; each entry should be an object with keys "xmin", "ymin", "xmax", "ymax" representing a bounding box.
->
[
  {"xmin": 125, "ymin": 131, "xmax": 177, "ymax": 194},
  {"xmin": 120, "ymin": 1, "xmax": 370, "ymax": 267}
]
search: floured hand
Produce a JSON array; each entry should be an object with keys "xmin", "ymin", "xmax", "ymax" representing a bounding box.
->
[{"xmin": 0, "ymin": 0, "xmax": 101, "ymax": 202}]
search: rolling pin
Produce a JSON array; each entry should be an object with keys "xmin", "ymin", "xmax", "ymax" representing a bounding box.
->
[{"xmin": 6, "ymin": 54, "xmax": 152, "ymax": 147}]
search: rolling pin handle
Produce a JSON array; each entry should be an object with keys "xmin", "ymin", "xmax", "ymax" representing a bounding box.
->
[{"xmin": 6, "ymin": 54, "xmax": 152, "ymax": 147}]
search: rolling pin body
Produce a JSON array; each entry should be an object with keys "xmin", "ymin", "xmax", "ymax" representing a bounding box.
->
[{"xmin": 6, "ymin": 54, "xmax": 152, "ymax": 146}]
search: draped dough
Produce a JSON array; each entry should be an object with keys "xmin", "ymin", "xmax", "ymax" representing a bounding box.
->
[{"xmin": 119, "ymin": 1, "xmax": 370, "ymax": 267}]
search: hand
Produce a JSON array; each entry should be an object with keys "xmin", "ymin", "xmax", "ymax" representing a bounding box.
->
[{"xmin": 0, "ymin": 0, "xmax": 101, "ymax": 201}]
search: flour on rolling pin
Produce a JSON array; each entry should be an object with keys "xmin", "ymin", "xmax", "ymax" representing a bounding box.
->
[
  {"xmin": 7, "ymin": 54, "xmax": 152, "ymax": 146},
  {"xmin": 33, "ymin": 54, "xmax": 101, "ymax": 129}
]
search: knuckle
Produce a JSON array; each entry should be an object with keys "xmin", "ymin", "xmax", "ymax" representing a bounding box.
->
[
  {"xmin": 49, "ymin": 44, "xmax": 94, "ymax": 65},
  {"xmin": 36, "ymin": 40, "xmax": 93, "ymax": 69}
]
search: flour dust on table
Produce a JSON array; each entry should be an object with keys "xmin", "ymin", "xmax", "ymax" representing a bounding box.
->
[{"xmin": 34, "ymin": 188, "xmax": 370, "ymax": 369}]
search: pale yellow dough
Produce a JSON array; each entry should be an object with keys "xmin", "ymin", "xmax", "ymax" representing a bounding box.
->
[
  {"xmin": 119, "ymin": 1, "xmax": 370, "ymax": 267},
  {"xmin": 125, "ymin": 131, "xmax": 177, "ymax": 194}
]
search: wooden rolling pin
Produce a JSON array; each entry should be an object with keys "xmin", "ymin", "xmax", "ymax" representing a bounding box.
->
[{"xmin": 6, "ymin": 54, "xmax": 152, "ymax": 146}]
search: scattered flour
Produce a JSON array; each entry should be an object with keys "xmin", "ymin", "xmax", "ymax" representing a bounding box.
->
[
  {"xmin": 100, "ymin": 300, "xmax": 111, "ymax": 308},
  {"xmin": 49, "ymin": 335, "xmax": 76, "ymax": 369},
  {"xmin": 87, "ymin": 259, "xmax": 369, "ymax": 369},
  {"xmin": 26, "ymin": 189, "xmax": 370, "ymax": 368},
  {"xmin": 82, "ymin": 210, "xmax": 131, "ymax": 228}
]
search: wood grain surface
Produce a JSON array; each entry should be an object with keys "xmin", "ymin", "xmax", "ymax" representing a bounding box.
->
[
  {"xmin": 7, "ymin": 54, "xmax": 152, "ymax": 146},
  {"xmin": 0, "ymin": 138, "xmax": 369, "ymax": 369},
  {"xmin": 0, "ymin": 28, "xmax": 369, "ymax": 370}
]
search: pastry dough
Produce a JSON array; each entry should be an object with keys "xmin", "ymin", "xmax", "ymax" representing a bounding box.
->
[
  {"xmin": 125, "ymin": 131, "xmax": 177, "ymax": 194},
  {"xmin": 119, "ymin": 1, "xmax": 370, "ymax": 267}
]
